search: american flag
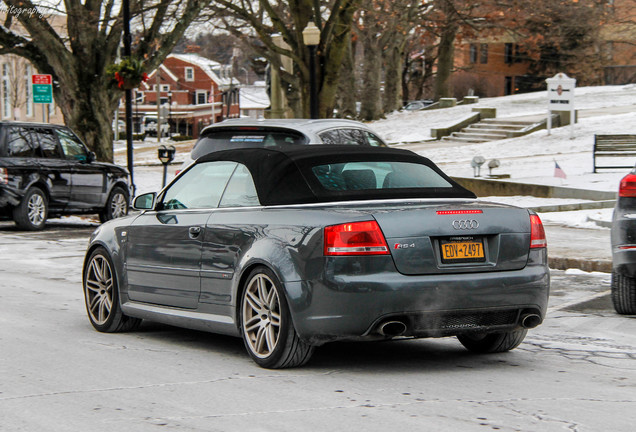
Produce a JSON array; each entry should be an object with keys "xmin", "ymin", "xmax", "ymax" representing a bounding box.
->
[{"xmin": 554, "ymin": 161, "xmax": 567, "ymax": 179}]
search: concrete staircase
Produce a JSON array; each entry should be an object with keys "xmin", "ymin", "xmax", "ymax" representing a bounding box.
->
[{"xmin": 442, "ymin": 118, "xmax": 543, "ymax": 143}]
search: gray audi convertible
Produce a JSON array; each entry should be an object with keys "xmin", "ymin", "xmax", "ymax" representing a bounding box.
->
[{"xmin": 83, "ymin": 145, "xmax": 549, "ymax": 368}]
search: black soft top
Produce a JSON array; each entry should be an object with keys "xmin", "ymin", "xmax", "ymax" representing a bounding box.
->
[{"xmin": 197, "ymin": 145, "xmax": 476, "ymax": 206}]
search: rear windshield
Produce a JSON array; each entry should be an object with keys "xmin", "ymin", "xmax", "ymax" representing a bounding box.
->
[
  {"xmin": 191, "ymin": 129, "xmax": 308, "ymax": 159},
  {"xmin": 311, "ymin": 161, "xmax": 453, "ymax": 192}
]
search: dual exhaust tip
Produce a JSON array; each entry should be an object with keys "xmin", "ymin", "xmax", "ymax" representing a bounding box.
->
[
  {"xmin": 377, "ymin": 313, "xmax": 542, "ymax": 336},
  {"xmin": 520, "ymin": 313, "xmax": 542, "ymax": 329}
]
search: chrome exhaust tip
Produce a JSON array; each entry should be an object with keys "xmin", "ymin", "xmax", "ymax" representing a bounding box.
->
[
  {"xmin": 520, "ymin": 313, "xmax": 542, "ymax": 329},
  {"xmin": 378, "ymin": 320, "xmax": 407, "ymax": 336}
]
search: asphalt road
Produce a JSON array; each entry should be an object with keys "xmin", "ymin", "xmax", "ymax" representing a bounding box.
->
[{"xmin": 1, "ymin": 223, "xmax": 635, "ymax": 431}]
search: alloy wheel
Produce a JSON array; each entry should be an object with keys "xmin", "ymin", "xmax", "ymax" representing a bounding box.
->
[
  {"xmin": 110, "ymin": 192, "xmax": 128, "ymax": 218},
  {"xmin": 85, "ymin": 254, "xmax": 114, "ymax": 325},
  {"xmin": 27, "ymin": 193, "xmax": 46, "ymax": 226},
  {"xmin": 242, "ymin": 273, "xmax": 282, "ymax": 358}
]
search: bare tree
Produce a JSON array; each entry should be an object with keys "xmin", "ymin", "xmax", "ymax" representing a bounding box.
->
[
  {"xmin": 0, "ymin": 0, "xmax": 208, "ymax": 161},
  {"xmin": 211, "ymin": 0, "xmax": 360, "ymax": 118}
]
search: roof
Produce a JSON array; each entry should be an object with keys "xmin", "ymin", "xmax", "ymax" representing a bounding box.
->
[
  {"xmin": 197, "ymin": 145, "xmax": 475, "ymax": 206},
  {"xmin": 167, "ymin": 53, "xmax": 239, "ymax": 88},
  {"xmin": 200, "ymin": 118, "xmax": 382, "ymax": 142}
]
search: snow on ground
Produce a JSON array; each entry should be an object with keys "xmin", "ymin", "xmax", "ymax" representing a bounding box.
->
[{"xmin": 369, "ymin": 84, "xmax": 636, "ymax": 228}]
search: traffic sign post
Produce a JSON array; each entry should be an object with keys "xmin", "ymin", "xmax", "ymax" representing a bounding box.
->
[{"xmin": 32, "ymin": 74, "xmax": 53, "ymax": 122}]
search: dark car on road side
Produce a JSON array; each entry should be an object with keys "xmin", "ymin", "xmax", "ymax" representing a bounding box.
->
[
  {"xmin": 177, "ymin": 118, "xmax": 388, "ymax": 174},
  {"xmin": 83, "ymin": 145, "xmax": 549, "ymax": 368},
  {"xmin": 611, "ymin": 169, "xmax": 636, "ymax": 314},
  {"xmin": 0, "ymin": 122, "xmax": 131, "ymax": 230}
]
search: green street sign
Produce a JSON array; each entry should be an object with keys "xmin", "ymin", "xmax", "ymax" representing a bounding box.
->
[{"xmin": 32, "ymin": 74, "xmax": 53, "ymax": 104}]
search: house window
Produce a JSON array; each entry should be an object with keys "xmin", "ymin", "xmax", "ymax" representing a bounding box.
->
[
  {"xmin": 469, "ymin": 44, "xmax": 477, "ymax": 64},
  {"xmin": 185, "ymin": 67, "xmax": 194, "ymax": 81},
  {"xmin": 25, "ymin": 65, "xmax": 33, "ymax": 117},
  {"xmin": 2, "ymin": 63, "xmax": 10, "ymax": 119},
  {"xmin": 161, "ymin": 84, "xmax": 170, "ymax": 92},
  {"xmin": 504, "ymin": 43, "xmax": 513, "ymax": 64},
  {"xmin": 196, "ymin": 90, "xmax": 208, "ymax": 105},
  {"xmin": 480, "ymin": 44, "xmax": 488, "ymax": 64}
]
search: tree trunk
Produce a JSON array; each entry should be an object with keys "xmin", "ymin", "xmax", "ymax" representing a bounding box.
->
[
  {"xmin": 434, "ymin": 17, "xmax": 459, "ymax": 101},
  {"xmin": 336, "ymin": 36, "xmax": 358, "ymax": 118},
  {"xmin": 383, "ymin": 44, "xmax": 405, "ymax": 113},
  {"xmin": 359, "ymin": 41, "xmax": 382, "ymax": 121}
]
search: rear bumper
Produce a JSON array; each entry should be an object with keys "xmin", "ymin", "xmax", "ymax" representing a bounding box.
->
[{"xmin": 286, "ymin": 250, "xmax": 550, "ymax": 344}]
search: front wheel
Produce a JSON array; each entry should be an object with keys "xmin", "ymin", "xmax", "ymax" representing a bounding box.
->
[
  {"xmin": 240, "ymin": 267, "xmax": 314, "ymax": 368},
  {"xmin": 457, "ymin": 329, "xmax": 528, "ymax": 353},
  {"xmin": 611, "ymin": 271, "xmax": 636, "ymax": 315},
  {"xmin": 83, "ymin": 247, "xmax": 141, "ymax": 332},
  {"xmin": 13, "ymin": 186, "xmax": 48, "ymax": 230},
  {"xmin": 99, "ymin": 186, "xmax": 129, "ymax": 223}
]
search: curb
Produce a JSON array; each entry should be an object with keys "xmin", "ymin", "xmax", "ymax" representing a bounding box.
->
[{"xmin": 549, "ymin": 257, "xmax": 612, "ymax": 273}]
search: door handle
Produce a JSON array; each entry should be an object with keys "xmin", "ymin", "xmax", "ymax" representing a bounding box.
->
[{"xmin": 188, "ymin": 226, "xmax": 202, "ymax": 239}]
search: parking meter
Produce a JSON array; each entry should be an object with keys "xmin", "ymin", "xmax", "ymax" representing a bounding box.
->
[{"xmin": 158, "ymin": 145, "xmax": 176, "ymax": 187}]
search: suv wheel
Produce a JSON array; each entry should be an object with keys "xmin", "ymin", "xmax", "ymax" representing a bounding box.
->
[
  {"xmin": 99, "ymin": 186, "xmax": 129, "ymax": 223},
  {"xmin": 611, "ymin": 271, "xmax": 636, "ymax": 315},
  {"xmin": 13, "ymin": 186, "xmax": 48, "ymax": 230}
]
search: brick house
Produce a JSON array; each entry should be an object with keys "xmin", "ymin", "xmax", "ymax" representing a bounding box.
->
[
  {"xmin": 132, "ymin": 51, "xmax": 240, "ymax": 138},
  {"xmin": 452, "ymin": 0, "xmax": 636, "ymax": 98}
]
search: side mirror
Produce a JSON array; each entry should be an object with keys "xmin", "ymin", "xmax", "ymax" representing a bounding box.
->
[
  {"xmin": 87, "ymin": 151, "xmax": 96, "ymax": 163},
  {"xmin": 133, "ymin": 192, "xmax": 156, "ymax": 211}
]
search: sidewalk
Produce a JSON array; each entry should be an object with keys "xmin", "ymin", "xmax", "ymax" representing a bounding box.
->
[{"xmin": 544, "ymin": 223, "xmax": 612, "ymax": 273}]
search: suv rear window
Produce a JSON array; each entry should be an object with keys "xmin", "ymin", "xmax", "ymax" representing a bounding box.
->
[{"xmin": 191, "ymin": 129, "xmax": 308, "ymax": 160}]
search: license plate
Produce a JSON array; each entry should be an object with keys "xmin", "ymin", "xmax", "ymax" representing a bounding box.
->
[{"xmin": 440, "ymin": 237, "xmax": 485, "ymax": 263}]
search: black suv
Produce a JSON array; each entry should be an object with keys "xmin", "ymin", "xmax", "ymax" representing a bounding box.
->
[{"xmin": 0, "ymin": 122, "xmax": 130, "ymax": 230}]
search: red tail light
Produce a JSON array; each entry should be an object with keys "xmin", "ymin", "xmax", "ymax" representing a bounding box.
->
[
  {"xmin": 530, "ymin": 214, "xmax": 547, "ymax": 248},
  {"xmin": 619, "ymin": 173, "xmax": 636, "ymax": 197},
  {"xmin": 324, "ymin": 221, "xmax": 389, "ymax": 256}
]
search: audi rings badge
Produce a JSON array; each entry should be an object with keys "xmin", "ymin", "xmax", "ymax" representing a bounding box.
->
[{"xmin": 452, "ymin": 219, "xmax": 479, "ymax": 230}]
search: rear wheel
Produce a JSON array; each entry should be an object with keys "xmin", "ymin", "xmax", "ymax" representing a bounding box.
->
[
  {"xmin": 13, "ymin": 186, "xmax": 47, "ymax": 230},
  {"xmin": 99, "ymin": 186, "xmax": 128, "ymax": 223},
  {"xmin": 611, "ymin": 271, "xmax": 636, "ymax": 315},
  {"xmin": 240, "ymin": 267, "xmax": 314, "ymax": 368},
  {"xmin": 457, "ymin": 329, "xmax": 528, "ymax": 353},
  {"xmin": 83, "ymin": 247, "xmax": 141, "ymax": 332}
]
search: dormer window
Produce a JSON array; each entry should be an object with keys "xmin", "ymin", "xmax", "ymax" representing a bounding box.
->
[{"xmin": 185, "ymin": 67, "xmax": 194, "ymax": 81}]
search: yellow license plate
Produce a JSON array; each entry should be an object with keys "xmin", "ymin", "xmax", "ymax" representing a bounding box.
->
[{"xmin": 441, "ymin": 239, "xmax": 484, "ymax": 263}]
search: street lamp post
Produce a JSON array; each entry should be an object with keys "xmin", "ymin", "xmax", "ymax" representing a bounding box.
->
[{"xmin": 302, "ymin": 21, "xmax": 320, "ymax": 119}]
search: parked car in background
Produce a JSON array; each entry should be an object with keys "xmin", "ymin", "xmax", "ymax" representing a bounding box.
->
[
  {"xmin": 177, "ymin": 118, "xmax": 387, "ymax": 174},
  {"xmin": 142, "ymin": 115, "xmax": 170, "ymax": 137},
  {"xmin": 404, "ymin": 100, "xmax": 434, "ymax": 111},
  {"xmin": 610, "ymin": 169, "xmax": 636, "ymax": 314},
  {"xmin": 83, "ymin": 145, "xmax": 549, "ymax": 369},
  {"xmin": 0, "ymin": 122, "xmax": 131, "ymax": 230}
]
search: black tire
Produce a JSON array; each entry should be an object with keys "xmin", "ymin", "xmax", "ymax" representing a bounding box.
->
[
  {"xmin": 457, "ymin": 329, "xmax": 528, "ymax": 353},
  {"xmin": 611, "ymin": 271, "xmax": 636, "ymax": 315},
  {"xmin": 13, "ymin": 186, "xmax": 48, "ymax": 230},
  {"xmin": 239, "ymin": 266, "xmax": 314, "ymax": 368},
  {"xmin": 83, "ymin": 247, "xmax": 141, "ymax": 332},
  {"xmin": 99, "ymin": 186, "xmax": 129, "ymax": 223}
]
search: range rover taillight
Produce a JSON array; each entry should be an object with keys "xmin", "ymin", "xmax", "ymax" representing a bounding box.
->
[
  {"xmin": 530, "ymin": 214, "xmax": 547, "ymax": 249},
  {"xmin": 324, "ymin": 221, "xmax": 389, "ymax": 256},
  {"xmin": 619, "ymin": 173, "xmax": 636, "ymax": 197},
  {"xmin": 0, "ymin": 167, "xmax": 7, "ymax": 184}
]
